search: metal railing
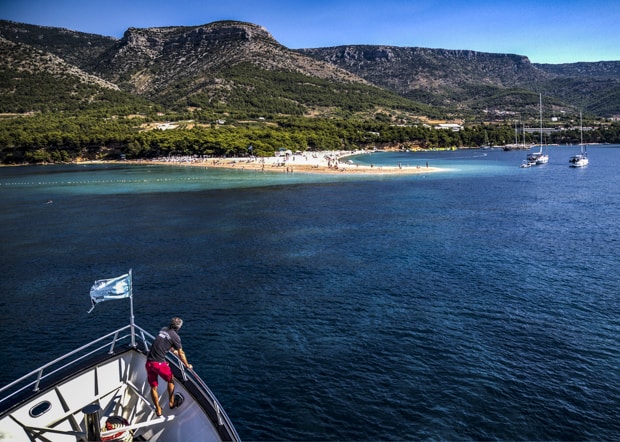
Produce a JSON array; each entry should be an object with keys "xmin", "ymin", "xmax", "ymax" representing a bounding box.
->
[{"xmin": 0, "ymin": 324, "xmax": 139, "ymax": 409}]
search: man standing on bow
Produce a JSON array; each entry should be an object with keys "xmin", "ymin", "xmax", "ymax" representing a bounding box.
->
[{"xmin": 145, "ymin": 317, "xmax": 193, "ymax": 416}]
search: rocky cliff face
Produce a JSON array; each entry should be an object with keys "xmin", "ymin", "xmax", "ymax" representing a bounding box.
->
[
  {"xmin": 90, "ymin": 21, "xmax": 368, "ymax": 97},
  {"xmin": 0, "ymin": 36, "xmax": 119, "ymax": 91},
  {"xmin": 0, "ymin": 20, "xmax": 116, "ymax": 69},
  {"xmin": 299, "ymin": 45, "xmax": 554, "ymax": 102}
]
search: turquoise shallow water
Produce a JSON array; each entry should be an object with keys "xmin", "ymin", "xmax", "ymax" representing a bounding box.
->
[{"xmin": 1, "ymin": 145, "xmax": 620, "ymax": 440}]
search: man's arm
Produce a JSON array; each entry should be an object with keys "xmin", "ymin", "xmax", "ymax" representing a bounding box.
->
[{"xmin": 173, "ymin": 348, "xmax": 193, "ymax": 369}]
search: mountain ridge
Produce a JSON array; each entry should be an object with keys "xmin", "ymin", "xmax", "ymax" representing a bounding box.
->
[
  {"xmin": 298, "ymin": 45, "xmax": 554, "ymax": 111},
  {"xmin": 89, "ymin": 21, "xmax": 371, "ymax": 98},
  {"xmin": 1, "ymin": 19, "xmax": 619, "ymax": 118}
]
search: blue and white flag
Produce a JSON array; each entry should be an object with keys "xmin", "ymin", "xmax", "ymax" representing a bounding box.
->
[{"xmin": 88, "ymin": 273, "xmax": 131, "ymax": 313}]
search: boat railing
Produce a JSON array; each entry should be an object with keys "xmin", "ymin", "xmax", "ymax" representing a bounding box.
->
[{"xmin": 0, "ymin": 324, "xmax": 138, "ymax": 409}]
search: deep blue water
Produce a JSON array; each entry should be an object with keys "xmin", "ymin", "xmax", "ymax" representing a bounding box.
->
[{"xmin": 1, "ymin": 146, "xmax": 620, "ymax": 440}]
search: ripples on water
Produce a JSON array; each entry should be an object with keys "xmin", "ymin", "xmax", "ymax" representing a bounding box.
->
[{"xmin": 1, "ymin": 146, "xmax": 620, "ymax": 440}]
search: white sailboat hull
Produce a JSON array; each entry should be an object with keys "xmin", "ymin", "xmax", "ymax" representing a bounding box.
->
[{"xmin": 569, "ymin": 155, "xmax": 589, "ymax": 167}]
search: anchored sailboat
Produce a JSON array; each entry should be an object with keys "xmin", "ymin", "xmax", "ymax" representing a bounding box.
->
[
  {"xmin": 569, "ymin": 111, "xmax": 589, "ymax": 167},
  {"xmin": 526, "ymin": 94, "xmax": 549, "ymax": 165}
]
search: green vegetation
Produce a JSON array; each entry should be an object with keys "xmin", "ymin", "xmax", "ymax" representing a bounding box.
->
[
  {"xmin": 0, "ymin": 69, "xmax": 155, "ymax": 114},
  {"xmin": 2, "ymin": 110, "xmax": 619, "ymax": 164},
  {"xmin": 160, "ymin": 63, "xmax": 437, "ymax": 119}
]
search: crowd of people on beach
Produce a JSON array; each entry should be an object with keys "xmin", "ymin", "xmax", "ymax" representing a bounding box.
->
[
  {"xmin": 133, "ymin": 150, "xmax": 436, "ymax": 175},
  {"xmin": 144, "ymin": 151, "xmax": 350, "ymax": 169}
]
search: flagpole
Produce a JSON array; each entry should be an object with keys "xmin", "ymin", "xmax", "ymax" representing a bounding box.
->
[{"xmin": 129, "ymin": 269, "xmax": 136, "ymax": 347}]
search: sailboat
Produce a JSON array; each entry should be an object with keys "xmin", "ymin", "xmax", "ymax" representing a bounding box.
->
[
  {"xmin": 569, "ymin": 111, "xmax": 589, "ymax": 167},
  {"xmin": 505, "ymin": 120, "xmax": 529, "ymax": 151},
  {"xmin": 526, "ymin": 94, "xmax": 549, "ymax": 165},
  {"xmin": 482, "ymin": 130, "xmax": 491, "ymax": 149}
]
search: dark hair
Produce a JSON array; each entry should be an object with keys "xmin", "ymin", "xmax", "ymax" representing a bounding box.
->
[{"xmin": 170, "ymin": 317, "xmax": 183, "ymax": 330}]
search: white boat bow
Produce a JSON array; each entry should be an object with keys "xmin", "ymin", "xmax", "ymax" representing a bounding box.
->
[{"xmin": 0, "ymin": 323, "xmax": 240, "ymax": 442}]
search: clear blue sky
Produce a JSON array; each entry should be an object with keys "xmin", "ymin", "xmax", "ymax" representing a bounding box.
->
[{"xmin": 1, "ymin": 0, "xmax": 618, "ymax": 64}]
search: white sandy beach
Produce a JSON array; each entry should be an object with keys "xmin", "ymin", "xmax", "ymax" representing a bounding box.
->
[{"xmin": 136, "ymin": 151, "xmax": 443, "ymax": 175}]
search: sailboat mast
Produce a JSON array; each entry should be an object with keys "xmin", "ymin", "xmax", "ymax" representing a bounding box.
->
[
  {"xmin": 514, "ymin": 120, "xmax": 517, "ymax": 144},
  {"xmin": 580, "ymin": 111, "xmax": 585, "ymax": 154},
  {"xmin": 580, "ymin": 112, "xmax": 583, "ymax": 145},
  {"xmin": 539, "ymin": 93, "xmax": 543, "ymax": 146}
]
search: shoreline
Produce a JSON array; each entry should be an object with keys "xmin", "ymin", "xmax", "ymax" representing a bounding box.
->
[
  {"xmin": 119, "ymin": 151, "xmax": 444, "ymax": 175},
  {"xmin": 0, "ymin": 150, "xmax": 445, "ymax": 175}
]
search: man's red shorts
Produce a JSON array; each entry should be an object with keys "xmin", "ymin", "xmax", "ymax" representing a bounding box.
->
[{"xmin": 146, "ymin": 360, "xmax": 174, "ymax": 388}]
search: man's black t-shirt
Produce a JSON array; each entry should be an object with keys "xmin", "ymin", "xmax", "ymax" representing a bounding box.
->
[{"xmin": 147, "ymin": 328, "xmax": 182, "ymax": 362}]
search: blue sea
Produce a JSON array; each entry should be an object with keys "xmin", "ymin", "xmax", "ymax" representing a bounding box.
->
[{"xmin": 1, "ymin": 146, "xmax": 620, "ymax": 441}]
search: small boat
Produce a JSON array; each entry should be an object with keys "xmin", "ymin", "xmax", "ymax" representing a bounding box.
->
[
  {"xmin": 0, "ymin": 271, "xmax": 240, "ymax": 442},
  {"xmin": 569, "ymin": 150, "xmax": 589, "ymax": 167},
  {"xmin": 527, "ymin": 148, "xmax": 548, "ymax": 165},
  {"xmin": 520, "ymin": 160, "xmax": 534, "ymax": 168},
  {"xmin": 569, "ymin": 112, "xmax": 589, "ymax": 168}
]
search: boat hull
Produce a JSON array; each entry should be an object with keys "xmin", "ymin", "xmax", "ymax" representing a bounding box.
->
[{"xmin": 569, "ymin": 154, "xmax": 588, "ymax": 167}]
